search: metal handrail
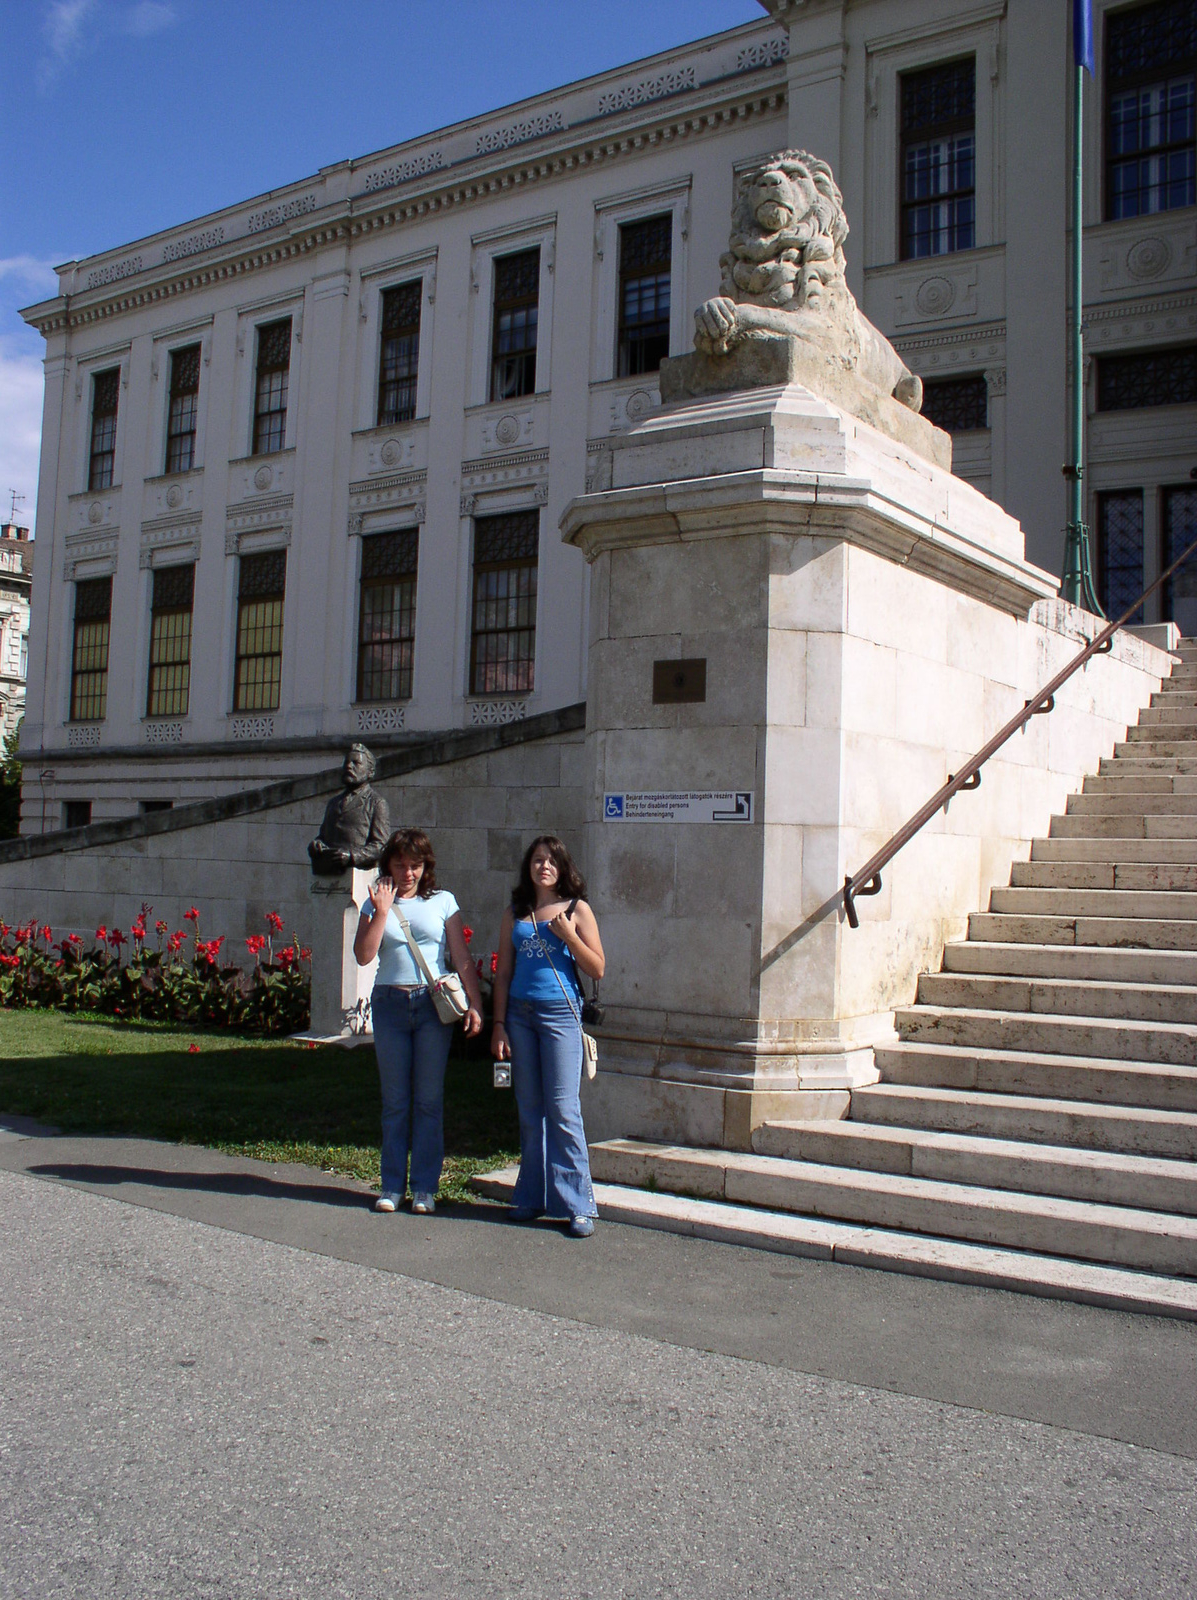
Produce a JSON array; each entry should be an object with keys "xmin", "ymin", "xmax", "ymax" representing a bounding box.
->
[{"xmin": 842, "ymin": 531, "xmax": 1197, "ymax": 929}]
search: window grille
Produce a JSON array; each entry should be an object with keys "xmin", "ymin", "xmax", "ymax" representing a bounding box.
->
[
  {"xmin": 900, "ymin": 58, "xmax": 976, "ymax": 259},
  {"xmin": 88, "ymin": 369, "xmax": 120, "ymax": 491},
  {"xmin": 252, "ymin": 319, "xmax": 291, "ymax": 456},
  {"xmin": 357, "ymin": 529, "xmax": 418, "ymax": 702},
  {"xmin": 490, "ymin": 249, "xmax": 540, "ymax": 401},
  {"xmin": 69, "ymin": 576, "xmax": 112, "ymax": 721},
  {"xmin": 165, "ymin": 345, "xmax": 201, "ymax": 474},
  {"xmin": 377, "ymin": 282, "xmax": 422, "ymax": 426},
  {"xmin": 1096, "ymin": 345, "xmax": 1197, "ymax": 409},
  {"xmin": 618, "ymin": 214, "xmax": 672, "ymax": 377},
  {"xmin": 1098, "ymin": 491, "xmax": 1146, "ymax": 622},
  {"xmin": 234, "ymin": 549, "xmax": 286, "ymax": 712},
  {"xmin": 146, "ymin": 562, "xmax": 194, "ymax": 718},
  {"xmin": 1106, "ymin": 0, "xmax": 1197, "ymax": 219},
  {"xmin": 920, "ymin": 374, "xmax": 989, "ymax": 432},
  {"xmin": 469, "ymin": 510, "xmax": 538, "ymax": 696},
  {"xmin": 1164, "ymin": 485, "xmax": 1197, "ymax": 627}
]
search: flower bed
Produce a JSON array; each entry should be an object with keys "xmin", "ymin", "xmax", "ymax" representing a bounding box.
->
[{"xmin": 0, "ymin": 905, "xmax": 311, "ymax": 1035}]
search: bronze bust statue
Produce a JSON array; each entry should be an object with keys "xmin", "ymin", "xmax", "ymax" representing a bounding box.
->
[{"xmin": 308, "ymin": 743, "xmax": 392, "ymax": 875}]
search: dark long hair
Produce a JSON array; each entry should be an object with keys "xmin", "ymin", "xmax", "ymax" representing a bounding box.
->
[
  {"xmin": 512, "ymin": 835, "xmax": 586, "ymax": 918},
  {"xmin": 378, "ymin": 828, "xmax": 439, "ymax": 898}
]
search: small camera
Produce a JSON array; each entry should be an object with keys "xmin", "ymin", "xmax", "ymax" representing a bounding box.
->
[{"xmin": 493, "ymin": 1061, "xmax": 512, "ymax": 1089}]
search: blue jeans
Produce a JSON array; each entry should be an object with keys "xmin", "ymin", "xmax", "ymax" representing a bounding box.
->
[
  {"xmin": 371, "ymin": 986, "xmax": 454, "ymax": 1196},
  {"xmin": 507, "ymin": 994, "xmax": 597, "ymax": 1219}
]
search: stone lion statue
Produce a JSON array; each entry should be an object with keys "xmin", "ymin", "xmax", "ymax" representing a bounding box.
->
[{"xmin": 693, "ymin": 149, "xmax": 923, "ymax": 412}]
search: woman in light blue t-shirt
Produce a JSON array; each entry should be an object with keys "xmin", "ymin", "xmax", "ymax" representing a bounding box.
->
[{"xmin": 354, "ymin": 828, "xmax": 482, "ymax": 1215}]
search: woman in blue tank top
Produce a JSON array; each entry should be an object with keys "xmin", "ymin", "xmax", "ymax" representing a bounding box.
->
[{"xmin": 491, "ymin": 835, "xmax": 605, "ymax": 1236}]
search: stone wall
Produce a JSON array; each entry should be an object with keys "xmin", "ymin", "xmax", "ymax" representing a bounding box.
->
[{"xmin": 0, "ymin": 712, "xmax": 586, "ymax": 958}]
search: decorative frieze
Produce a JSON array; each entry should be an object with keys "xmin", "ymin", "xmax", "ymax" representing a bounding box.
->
[
  {"xmin": 476, "ymin": 112, "xmax": 565, "ymax": 155},
  {"xmin": 163, "ymin": 226, "xmax": 225, "ymax": 263},
  {"xmin": 598, "ymin": 66, "xmax": 697, "ymax": 116},
  {"xmin": 230, "ymin": 716, "xmax": 275, "ymax": 740},
  {"xmin": 144, "ymin": 720, "xmax": 185, "ymax": 744},
  {"xmin": 363, "ymin": 150, "xmax": 446, "ymax": 194},
  {"xmin": 480, "ymin": 409, "xmax": 533, "ymax": 453},
  {"xmin": 225, "ymin": 492, "xmax": 294, "ymax": 551},
  {"xmin": 67, "ymin": 725, "xmax": 102, "ymax": 748},
  {"xmin": 469, "ymin": 700, "xmax": 526, "ymax": 726},
  {"xmin": 86, "ymin": 256, "xmax": 143, "ymax": 290},
  {"xmin": 63, "ymin": 532, "xmax": 119, "ymax": 582},
  {"xmin": 348, "ymin": 469, "xmax": 428, "ymax": 531},
  {"xmin": 736, "ymin": 36, "xmax": 788, "ymax": 73},
  {"xmin": 357, "ymin": 706, "xmax": 406, "ymax": 734},
  {"xmin": 246, "ymin": 194, "xmax": 317, "ymax": 233}
]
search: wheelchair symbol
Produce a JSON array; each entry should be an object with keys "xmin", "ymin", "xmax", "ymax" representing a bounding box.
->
[{"xmin": 604, "ymin": 794, "xmax": 625, "ymax": 819}]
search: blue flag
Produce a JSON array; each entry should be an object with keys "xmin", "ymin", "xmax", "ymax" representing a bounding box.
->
[{"xmin": 1074, "ymin": 0, "xmax": 1095, "ymax": 74}]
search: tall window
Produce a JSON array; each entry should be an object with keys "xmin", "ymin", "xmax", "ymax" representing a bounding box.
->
[
  {"xmin": 69, "ymin": 576, "xmax": 112, "ymax": 721},
  {"xmin": 469, "ymin": 510, "xmax": 538, "ymax": 696},
  {"xmin": 377, "ymin": 282, "xmax": 421, "ymax": 426},
  {"xmin": 146, "ymin": 563, "xmax": 194, "ymax": 717},
  {"xmin": 164, "ymin": 345, "xmax": 200, "ymax": 474},
  {"xmin": 252, "ymin": 319, "xmax": 291, "ymax": 456},
  {"xmin": 1097, "ymin": 490, "xmax": 1145, "ymax": 623},
  {"xmin": 900, "ymin": 58, "xmax": 976, "ymax": 259},
  {"xmin": 618, "ymin": 215, "xmax": 672, "ymax": 377},
  {"xmin": 490, "ymin": 249, "xmax": 539, "ymax": 401},
  {"xmin": 1096, "ymin": 345, "xmax": 1197, "ymax": 409},
  {"xmin": 233, "ymin": 550, "xmax": 286, "ymax": 712},
  {"xmin": 1106, "ymin": 0, "xmax": 1197, "ymax": 219},
  {"xmin": 357, "ymin": 529, "xmax": 418, "ymax": 702},
  {"xmin": 1164, "ymin": 485, "xmax": 1197, "ymax": 632},
  {"xmin": 920, "ymin": 374, "xmax": 988, "ymax": 432},
  {"xmin": 88, "ymin": 369, "xmax": 120, "ymax": 491}
]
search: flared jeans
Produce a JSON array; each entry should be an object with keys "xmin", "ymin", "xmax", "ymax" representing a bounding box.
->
[
  {"xmin": 371, "ymin": 985, "xmax": 454, "ymax": 1196},
  {"xmin": 507, "ymin": 994, "xmax": 597, "ymax": 1219}
]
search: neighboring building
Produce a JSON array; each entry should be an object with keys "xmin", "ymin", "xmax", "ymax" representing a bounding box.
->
[
  {"xmin": 18, "ymin": 0, "xmax": 1197, "ymax": 829},
  {"xmin": 0, "ymin": 523, "xmax": 32, "ymax": 743}
]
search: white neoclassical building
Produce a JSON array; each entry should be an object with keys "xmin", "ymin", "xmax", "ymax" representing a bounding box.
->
[{"xmin": 20, "ymin": 0, "xmax": 1197, "ymax": 828}]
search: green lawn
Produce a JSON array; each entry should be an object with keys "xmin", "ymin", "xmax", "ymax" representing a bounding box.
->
[{"xmin": 0, "ymin": 1009, "xmax": 518, "ymax": 1202}]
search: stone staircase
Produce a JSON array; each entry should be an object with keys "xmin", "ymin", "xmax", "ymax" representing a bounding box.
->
[{"xmin": 581, "ymin": 636, "xmax": 1197, "ymax": 1318}]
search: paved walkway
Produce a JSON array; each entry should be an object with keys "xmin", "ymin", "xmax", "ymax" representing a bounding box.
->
[{"xmin": 2, "ymin": 1121, "xmax": 1196, "ymax": 1598}]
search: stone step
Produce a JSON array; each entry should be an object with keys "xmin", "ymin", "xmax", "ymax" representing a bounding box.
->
[
  {"xmin": 1011, "ymin": 859, "xmax": 1197, "ymax": 890},
  {"xmin": 895, "ymin": 1001, "xmax": 1197, "ymax": 1065},
  {"xmin": 916, "ymin": 969, "xmax": 1197, "ymax": 1025},
  {"xmin": 942, "ymin": 938, "xmax": 1197, "ymax": 986},
  {"xmin": 1124, "ymin": 728, "xmax": 1197, "ymax": 746},
  {"xmin": 874, "ymin": 1038, "xmax": 1197, "ymax": 1113},
  {"xmin": 1136, "ymin": 707, "xmax": 1197, "ymax": 727},
  {"xmin": 1049, "ymin": 812, "xmax": 1197, "ymax": 838},
  {"xmin": 1099, "ymin": 755, "xmax": 1197, "ymax": 773},
  {"xmin": 471, "ymin": 1164, "xmax": 1197, "ymax": 1322},
  {"xmin": 854, "ymin": 1081, "xmax": 1197, "ymax": 1161},
  {"xmin": 969, "ymin": 910, "xmax": 1197, "ymax": 948},
  {"xmin": 585, "ymin": 1139, "xmax": 1197, "ymax": 1276},
  {"xmin": 752, "ymin": 1118, "xmax": 1197, "ymax": 1216},
  {"xmin": 1084, "ymin": 772, "xmax": 1197, "ymax": 793},
  {"xmin": 1032, "ymin": 837, "xmax": 1197, "ymax": 862},
  {"xmin": 989, "ymin": 885, "xmax": 1197, "ymax": 917},
  {"xmin": 1066, "ymin": 792, "xmax": 1197, "ymax": 815}
]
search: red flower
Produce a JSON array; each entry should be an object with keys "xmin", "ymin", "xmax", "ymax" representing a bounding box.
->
[
  {"xmin": 245, "ymin": 934, "xmax": 266, "ymax": 957},
  {"xmin": 462, "ymin": 925, "xmax": 474, "ymax": 946},
  {"xmin": 265, "ymin": 912, "xmax": 284, "ymax": 934},
  {"xmin": 155, "ymin": 920, "xmax": 168, "ymax": 936},
  {"xmin": 95, "ymin": 926, "xmax": 107, "ymax": 943},
  {"xmin": 490, "ymin": 951, "xmax": 499, "ymax": 977},
  {"xmin": 299, "ymin": 946, "xmax": 311, "ymax": 961},
  {"xmin": 107, "ymin": 929, "xmax": 126, "ymax": 949},
  {"xmin": 276, "ymin": 946, "xmax": 296, "ymax": 970},
  {"xmin": 41, "ymin": 925, "xmax": 52, "ymax": 943},
  {"xmin": 167, "ymin": 931, "xmax": 186, "ymax": 954},
  {"xmin": 65, "ymin": 933, "xmax": 82, "ymax": 946},
  {"xmin": 184, "ymin": 907, "xmax": 200, "ymax": 923},
  {"xmin": 0, "ymin": 953, "xmax": 19, "ymax": 968},
  {"xmin": 305, "ymin": 1041, "xmax": 317, "ymax": 1050},
  {"xmin": 131, "ymin": 920, "xmax": 146, "ymax": 943},
  {"xmin": 187, "ymin": 1043, "xmax": 200, "ymax": 1054}
]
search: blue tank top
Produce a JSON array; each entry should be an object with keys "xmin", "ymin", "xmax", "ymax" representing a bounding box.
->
[{"xmin": 509, "ymin": 915, "xmax": 583, "ymax": 1005}]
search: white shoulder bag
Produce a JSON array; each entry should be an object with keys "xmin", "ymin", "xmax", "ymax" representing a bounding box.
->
[
  {"xmin": 534, "ymin": 910, "xmax": 599, "ymax": 1080},
  {"xmin": 391, "ymin": 902, "xmax": 470, "ymax": 1025}
]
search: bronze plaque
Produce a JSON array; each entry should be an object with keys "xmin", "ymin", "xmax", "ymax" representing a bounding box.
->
[{"xmin": 652, "ymin": 657, "xmax": 707, "ymax": 704}]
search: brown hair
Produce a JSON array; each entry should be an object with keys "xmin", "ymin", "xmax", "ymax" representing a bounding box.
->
[
  {"xmin": 378, "ymin": 828, "xmax": 439, "ymax": 898},
  {"xmin": 512, "ymin": 835, "xmax": 587, "ymax": 918}
]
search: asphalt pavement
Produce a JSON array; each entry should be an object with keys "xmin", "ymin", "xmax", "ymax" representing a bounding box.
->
[{"xmin": 2, "ymin": 1118, "xmax": 1196, "ymax": 1598}]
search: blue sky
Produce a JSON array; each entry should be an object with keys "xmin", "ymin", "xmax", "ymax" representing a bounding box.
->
[{"xmin": 1, "ymin": 0, "xmax": 763, "ymax": 533}]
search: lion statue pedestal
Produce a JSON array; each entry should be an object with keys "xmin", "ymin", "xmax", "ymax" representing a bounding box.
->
[{"xmin": 660, "ymin": 148, "xmax": 951, "ymax": 472}]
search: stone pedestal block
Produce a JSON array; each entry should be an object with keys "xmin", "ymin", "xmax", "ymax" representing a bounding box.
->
[
  {"xmin": 563, "ymin": 381, "xmax": 1069, "ymax": 1151},
  {"xmin": 304, "ymin": 867, "xmax": 376, "ymax": 1042}
]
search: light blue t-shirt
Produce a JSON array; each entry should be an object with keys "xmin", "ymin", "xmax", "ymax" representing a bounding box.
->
[{"xmin": 366, "ymin": 888, "xmax": 459, "ymax": 988}]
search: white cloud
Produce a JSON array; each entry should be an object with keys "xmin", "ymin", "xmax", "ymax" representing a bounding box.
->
[
  {"xmin": 37, "ymin": 0, "xmax": 97, "ymax": 89},
  {"xmin": 0, "ymin": 337, "xmax": 46, "ymax": 535},
  {"xmin": 122, "ymin": 2, "xmax": 176, "ymax": 37},
  {"xmin": 0, "ymin": 258, "xmax": 61, "ymax": 295}
]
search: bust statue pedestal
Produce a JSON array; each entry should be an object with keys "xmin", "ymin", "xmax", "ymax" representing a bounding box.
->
[
  {"xmin": 563, "ymin": 380, "xmax": 1057, "ymax": 1151},
  {"xmin": 302, "ymin": 867, "xmax": 376, "ymax": 1043}
]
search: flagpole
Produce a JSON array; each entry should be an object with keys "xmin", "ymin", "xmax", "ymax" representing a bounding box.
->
[{"xmin": 1061, "ymin": 10, "xmax": 1102, "ymax": 612}]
